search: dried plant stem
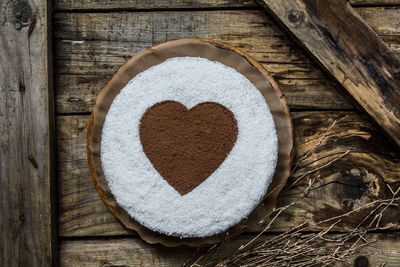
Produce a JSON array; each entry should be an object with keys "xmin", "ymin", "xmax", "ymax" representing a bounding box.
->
[
  {"xmin": 264, "ymin": 116, "xmax": 348, "ymax": 200},
  {"xmin": 191, "ymin": 177, "xmax": 399, "ymax": 267},
  {"xmin": 184, "ymin": 115, "xmax": 399, "ymax": 267},
  {"xmin": 285, "ymin": 149, "xmax": 350, "ymax": 191},
  {"xmin": 290, "ymin": 115, "xmax": 348, "ymax": 176}
]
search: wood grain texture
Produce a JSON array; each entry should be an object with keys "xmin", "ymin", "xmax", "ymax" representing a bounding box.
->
[
  {"xmin": 351, "ymin": 0, "xmax": 400, "ymax": 6},
  {"xmin": 0, "ymin": 0, "xmax": 55, "ymax": 266},
  {"xmin": 59, "ymin": 234, "xmax": 400, "ymax": 267},
  {"xmin": 53, "ymin": 8, "xmax": 400, "ymax": 113},
  {"xmin": 257, "ymin": 0, "xmax": 400, "ymax": 148},
  {"xmin": 53, "ymin": 0, "xmax": 400, "ymax": 11},
  {"xmin": 56, "ymin": 75, "xmax": 349, "ymax": 113},
  {"xmin": 57, "ymin": 112, "xmax": 400, "ymax": 236},
  {"xmin": 356, "ymin": 6, "xmax": 400, "ymax": 36}
]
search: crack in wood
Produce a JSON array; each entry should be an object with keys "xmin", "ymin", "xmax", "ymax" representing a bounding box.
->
[{"xmin": 28, "ymin": 155, "xmax": 38, "ymax": 169}]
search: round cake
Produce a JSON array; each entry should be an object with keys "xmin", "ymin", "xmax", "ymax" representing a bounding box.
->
[
  {"xmin": 100, "ymin": 57, "xmax": 278, "ymax": 238},
  {"xmin": 87, "ymin": 38, "xmax": 294, "ymax": 246}
]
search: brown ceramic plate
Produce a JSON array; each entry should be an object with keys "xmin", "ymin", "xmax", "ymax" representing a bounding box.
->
[{"xmin": 87, "ymin": 38, "xmax": 293, "ymax": 247}]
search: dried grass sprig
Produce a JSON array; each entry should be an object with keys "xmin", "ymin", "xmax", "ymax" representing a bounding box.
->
[{"xmin": 184, "ymin": 116, "xmax": 399, "ymax": 267}]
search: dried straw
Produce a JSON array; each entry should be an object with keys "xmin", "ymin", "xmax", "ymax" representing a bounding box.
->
[{"xmin": 184, "ymin": 116, "xmax": 399, "ymax": 267}]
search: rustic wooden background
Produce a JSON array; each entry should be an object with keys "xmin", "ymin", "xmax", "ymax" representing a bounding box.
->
[
  {"xmin": 55, "ymin": 0, "xmax": 400, "ymax": 266},
  {"xmin": 54, "ymin": 1, "xmax": 400, "ymax": 266},
  {"xmin": 3, "ymin": 0, "xmax": 400, "ymax": 266}
]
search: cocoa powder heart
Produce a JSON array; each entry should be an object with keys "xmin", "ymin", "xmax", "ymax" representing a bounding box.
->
[{"xmin": 139, "ymin": 101, "xmax": 238, "ymax": 195}]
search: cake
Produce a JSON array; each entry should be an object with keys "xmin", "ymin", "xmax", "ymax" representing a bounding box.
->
[{"xmin": 100, "ymin": 57, "xmax": 279, "ymax": 238}]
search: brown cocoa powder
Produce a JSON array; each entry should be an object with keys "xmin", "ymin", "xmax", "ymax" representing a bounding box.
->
[{"xmin": 139, "ymin": 101, "xmax": 238, "ymax": 195}]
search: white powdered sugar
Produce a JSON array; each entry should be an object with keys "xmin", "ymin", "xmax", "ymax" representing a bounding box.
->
[{"xmin": 101, "ymin": 57, "xmax": 278, "ymax": 237}]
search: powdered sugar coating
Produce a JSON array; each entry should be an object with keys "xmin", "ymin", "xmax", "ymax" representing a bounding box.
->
[{"xmin": 101, "ymin": 57, "xmax": 278, "ymax": 237}]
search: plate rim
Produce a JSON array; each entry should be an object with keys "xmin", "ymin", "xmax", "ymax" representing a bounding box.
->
[{"xmin": 87, "ymin": 38, "xmax": 294, "ymax": 247}]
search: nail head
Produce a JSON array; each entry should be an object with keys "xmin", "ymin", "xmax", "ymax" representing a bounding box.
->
[
  {"xmin": 15, "ymin": 22, "xmax": 22, "ymax": 30},
  {"xmin": 288, "ymin": 10, "xmax": 304, "ymax": 24}
]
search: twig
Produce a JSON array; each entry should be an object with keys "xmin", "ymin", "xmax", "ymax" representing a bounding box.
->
[{"xmin": 186, "ymin": 115, "xmax": 399, "ymax": 267}]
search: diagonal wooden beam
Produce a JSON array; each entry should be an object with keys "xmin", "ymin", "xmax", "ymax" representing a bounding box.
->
[{"xmin": 257, "ymin": 0, "xmax": 400, "ymax": 149}]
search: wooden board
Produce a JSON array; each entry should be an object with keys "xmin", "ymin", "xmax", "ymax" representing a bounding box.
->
[
  {"xmin": 57, "ymin": 111, "xmax": 400, "ymax": 236},
  {"xmin": 56, "ymin": 75, "xmax": 350, "ymax": 113},
  {"xmin": 0, "ymin": 0, "xmax": 55, "ymax": 266},
  {"xmin": 53, "ymin": 0, "xmax": 400, "ymax": 11},
  {"xmin": 53, "ymin": 8, "xmax": 400, "ymax": 113},
  {"xmin": 59, "ymin": 233, "xmax": 400, "ymax": 267},
  {"xmin": 51, "ymin": 0, "xmax": 400, "ymax": 264},
  {"xmin": 257, "ymin": 0, "xmax": 400, "ymax": 148}
]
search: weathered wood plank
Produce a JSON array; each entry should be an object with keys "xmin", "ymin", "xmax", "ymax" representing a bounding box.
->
[
  {"xmin": 356, "ymin": 7, "xmax": 400, "ymax": 35},
  {"xmin": 56, "ymin": 75, "xmax": 350, "ymax": 113},
  {"xmin": 258, "ymin": 0, "xmax": 400, "ymax": 148},
  {"xmin": 54, "ymin": 38, "xmax": 308, "ymax": 68},
  {"xmin": 53, "ymin": 8, "xmax": 400, "ymax": 47},
  {"xmin": 53, "ymin": 0, "xmax": 400, "ymax": 11},
  {"xmin": 52, "ymin": 11, "xmax": 280, "ymax": 43},
  {"xmin": 0, "ymin": 0, "xmax": 55, "ymax": 266},
  {"xmin": 53, "ymin": 8, "xmax": 400, "ymax": 113},
  {"xmin": 57, "ymin": 112, "xmax": 400, "ymax": 236},
  {"xmin": 54, "ymin": 0, "xmax": 255, "ymax": 11},
  {"xmin": 59, "ymin": 234, "xmax": 400, "ymax": 267},
  {"xmin": 351, "ymin": 0, "xmax": 400, "ymax": 6}
]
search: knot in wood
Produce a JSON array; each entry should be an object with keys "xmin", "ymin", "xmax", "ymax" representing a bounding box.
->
[
  {"xmin": 354, "ymin": 255, "xmax": 369, "ymax": 267},
  {"xmin": 13, "ymin": 1, "xmax": 32, "ymax": 23},
  {"xmin": 5, "ymin": 1, "xmax": 34, "ymax": 29},
  {"xmin": 288, "ymin": 10, "xmax": 304, "ymax": 25}
]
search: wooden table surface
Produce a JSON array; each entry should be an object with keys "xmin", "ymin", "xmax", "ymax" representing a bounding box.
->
[{"xmin": 53, "ymin": 1, "xmax": 400, "ymax": 266}]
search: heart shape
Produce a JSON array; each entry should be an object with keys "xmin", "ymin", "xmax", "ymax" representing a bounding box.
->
[{"xmin": 139, "ymin": 101, "xmax": 238, "ymax": 195}]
